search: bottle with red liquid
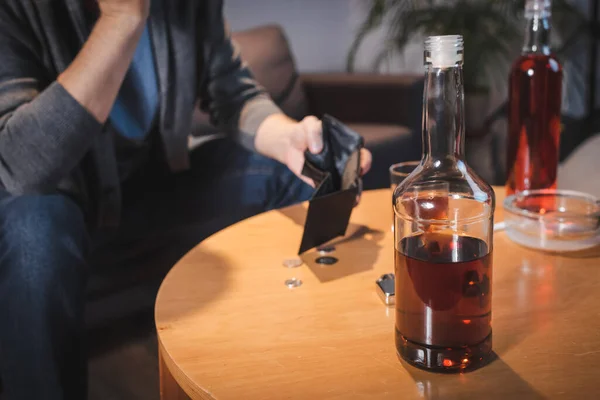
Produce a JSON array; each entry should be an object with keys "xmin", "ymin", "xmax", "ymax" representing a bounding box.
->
[
  {"xmin": 506, "ymin": 0, "xmax": 562, "ymax": 196},
  {"xmin": 392, "ymin": 35, "xmax": 495, "ymax": 372}
]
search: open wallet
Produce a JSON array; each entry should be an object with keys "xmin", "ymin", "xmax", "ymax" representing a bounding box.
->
[{"xmin": 298, "ymin": 114, "xmax": 364, "ymax": 254}]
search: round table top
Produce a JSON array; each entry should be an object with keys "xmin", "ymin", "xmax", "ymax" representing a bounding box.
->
[{"xmin": 155, "ymin": 187, "xmax": 600, "ymax": 399}]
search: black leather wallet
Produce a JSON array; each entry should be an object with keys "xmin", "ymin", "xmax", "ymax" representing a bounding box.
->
[{"xmin": 298, "ymin": 114, "xmax": 364, "ymax": 254}]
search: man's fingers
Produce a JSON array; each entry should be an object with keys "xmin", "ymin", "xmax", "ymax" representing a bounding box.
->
[
  {"xmin": 359, "ymin": 148, "xmax": 372, "ymax": 176},
  {"xmin": 302, "ymin": 116, "xmax": 323, "ymax": 154},
  {"xmin": 289, "ymin": 116, "xmax": 323, "ymax": 154}
]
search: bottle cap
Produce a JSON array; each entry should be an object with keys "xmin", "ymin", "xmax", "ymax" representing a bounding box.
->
[
  {"xmin": 525, "ymin": 0, "xmax": 551, "ymax": 18},
  {"xmin": 425, "ymin": 35, "xmax": 463, "ymax": 68}
]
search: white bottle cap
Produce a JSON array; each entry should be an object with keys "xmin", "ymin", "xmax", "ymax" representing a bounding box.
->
[
  {"xmin": 425, "ymin": 35, "xmax": 464, "ymax": 68},
  {"xmin": 525, "ymin": 0, "xmax": 552, "ymax": 18}
]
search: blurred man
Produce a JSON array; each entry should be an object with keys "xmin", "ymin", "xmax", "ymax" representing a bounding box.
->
[{"xmin": 0, "ymin": 0, "xmax": 371, "ymax": 398}]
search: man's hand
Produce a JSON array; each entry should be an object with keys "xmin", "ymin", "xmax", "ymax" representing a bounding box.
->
[
  {"xmin": 255, "ymin": 114, "xmax": 372, "ymax": 189},
  {"xmin": 98, "ymin": 0, "xmax": 150, "ymax": 20}
]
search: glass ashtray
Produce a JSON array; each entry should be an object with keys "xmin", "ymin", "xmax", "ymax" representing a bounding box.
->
[{"xmin": 503, "ymin": 189, "xmax": 600, "ymax": 252}]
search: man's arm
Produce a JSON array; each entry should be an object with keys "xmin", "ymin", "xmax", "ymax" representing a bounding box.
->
[
  {"xmin": 58, "ymin": 14, "xmax": 147, "ymax": 123},
  {"xmin": 197, "ymin": 0, "xmax": 372, "ymax": 183},
  {"xmin": 0, "ymin": 1, "xmax": 148, "ymax": 194},
  {"xmin": 197, "ymin": 0, "xmax": 282, "ymax": 151}
]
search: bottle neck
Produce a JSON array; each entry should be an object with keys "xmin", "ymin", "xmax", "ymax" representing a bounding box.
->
[
  {"xmin": 523, "ymin": 15, "xmax": 552, "ymax": 55},
  {"xmin": 422, "ymin": 64, "xmax": 465, "ymax": 163}
]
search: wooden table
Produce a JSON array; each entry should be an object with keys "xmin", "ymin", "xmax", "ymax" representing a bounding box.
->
[{"xmin": 155, "ymin": 187, "xmax": 600, "ymax": 399}]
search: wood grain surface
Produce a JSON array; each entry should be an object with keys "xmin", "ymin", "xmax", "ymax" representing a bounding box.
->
[{"xmin": 155, "ymin": 187, "xmax": 600, "ymax": 399}]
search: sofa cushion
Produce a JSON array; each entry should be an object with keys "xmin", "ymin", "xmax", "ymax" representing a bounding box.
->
[
  {"xmin": 232, "ymin": 25, "xmax": 308, "ymax": 120},
  {"xmin": 303, "ymin": 73, "xmax": 423, "ymax": 132}
]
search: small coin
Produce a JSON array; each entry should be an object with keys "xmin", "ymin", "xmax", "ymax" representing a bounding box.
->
[
  {"xmin": 285, "ymin": 278, "xmax": 302, "ymax": 288},
  {"xmin": 316, "ymin": 256, "xmax": 338, "ymax": 265},
  {"xmin": 317, "ymin": 245, "xmax": 336, "ymax": 254},
  {"xmin": 283, "ymin": 258, "xmax": 303, "ymax": 268}
]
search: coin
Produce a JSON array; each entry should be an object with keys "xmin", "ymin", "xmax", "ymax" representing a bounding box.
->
[
  {"xmin": 285, "ymin": 278, "xmax": 302, "ymax": 288},
  {"xmin": 283, "ymin": 258, "xmax": 303, "ymax": 268}
]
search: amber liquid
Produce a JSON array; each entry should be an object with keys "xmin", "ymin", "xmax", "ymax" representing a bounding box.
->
[
  {"xmin": 506, "ymin": 54, "xmax": 562, "ymax": 196},
  {"xmin": 395, "ymin": 233, "xmax": 492, "ymax": 371}
]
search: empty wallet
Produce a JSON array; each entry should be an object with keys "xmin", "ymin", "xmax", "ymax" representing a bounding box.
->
[{"xmin": 298, "ymin": 114, "xmax": 364, "ymax": 254}]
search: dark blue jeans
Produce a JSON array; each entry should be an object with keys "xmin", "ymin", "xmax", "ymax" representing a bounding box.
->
[{"xmin": 0, "ymin": 139, "xmax": 313, "ymax": 399}]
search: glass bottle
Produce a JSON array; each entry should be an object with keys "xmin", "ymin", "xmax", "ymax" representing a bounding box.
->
[
  {"xmin": 506, "ymin": 0, "xmax": 562, "ymax": 197},
  {"xmin": 392, "ymin": 35, "xmax": 495, "ymax": 372}
]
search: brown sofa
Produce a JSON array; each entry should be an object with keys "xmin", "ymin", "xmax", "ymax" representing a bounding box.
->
[{"xmin": 193, "ymin": 24, "xmax": 424, "ymax": 189}]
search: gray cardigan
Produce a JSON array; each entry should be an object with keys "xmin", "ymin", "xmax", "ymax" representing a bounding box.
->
[{"xmin": 0, "ymin": 0, "xmax": 281, "ymax": 227}]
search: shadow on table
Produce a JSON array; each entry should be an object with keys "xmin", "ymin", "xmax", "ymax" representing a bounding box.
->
[
  {"xmin": 401, "ymin": 353, "xmax": 545, "ymax": 399},
  {"xmin": 300, "ymin": 223, "xmax": 386, "ymax": 282},
  {"xmin": 278, "ymin": 205, "xmax": 386, "ymax": 282}
]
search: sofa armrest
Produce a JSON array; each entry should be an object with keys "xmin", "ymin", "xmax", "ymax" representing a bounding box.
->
[{"xmin": 301, "ymin": 73, "xmax": 423, "ymax": 133}]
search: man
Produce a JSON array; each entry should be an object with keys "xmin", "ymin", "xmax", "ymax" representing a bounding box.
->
[{"xmin": 0, "ymin": 0, "xmax": 372, "ymax": 398}]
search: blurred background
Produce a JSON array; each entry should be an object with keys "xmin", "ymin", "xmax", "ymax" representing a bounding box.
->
[{"xmin": 213, "ymin": 0, "xmax": 595, "ymax": 187}]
